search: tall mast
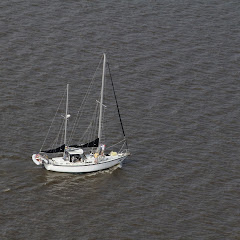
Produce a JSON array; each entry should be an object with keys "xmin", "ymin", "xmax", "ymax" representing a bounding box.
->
[
  {"xmin": 98, "ymin": 53, "xmax": 106, "ymax": 147},
  {"xmin": 64, "ymin": 84, "xmax": 69, "ymax": 147}
]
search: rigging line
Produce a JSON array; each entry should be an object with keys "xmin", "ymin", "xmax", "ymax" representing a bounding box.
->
[
  {"xmin": 92, "ymin": 103, "xmax": 99, "ymax": 143},
  {"xmin": 89, "ymin": 103, "xmax": 99, "ymax": 142},
  {"xmin": 78, "ymin": 102, "xmax": 98, "ymax": 144},
  {"xmin": 106, "ymin": 138, "xmax": 126, "ymax": 150},
  {"xmin": 60, "ymin": 122, "xmax": 65, "ymax": 147},
  {"xmin": 74, "ymin": 55, "xmax": 103, "ymax": 139},
  {"xmin": 119, "ymin": 141, "xmax": 126, "ymax": 153},
  {"xmin": 86, "ymin": 103, "xmax": 97, "ymax": 142},
  {"xmin": 57, "ymin": 119, "xmax": 65, "ymax": 147},
  {"xmin": 82, "ymin": 104, "xmax": 97, "ymax": 142},
  {"xmin": 51, "ymin": 118, "xmax": 65, "ymax": 148},
  {"xmin": 101, "ymin": 105, "xmax": 106, "ymax": 143},
  {"xmin": 106, "ymin": 62, "xmax": 128, "ymax": 149},
  {"xmin": 80, "ymin": 123, "xmax": 92, "ymax": 143},
  {"xmin": 40, "ymin": 87, "xmax": 67, "ymax": 152},
  {"xmin": 69, "ymin": 55, "xmax": 103, "ymax": 143}
]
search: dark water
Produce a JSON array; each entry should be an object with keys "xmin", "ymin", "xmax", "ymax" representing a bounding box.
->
[{"xmin": 1, "ymin": 1, "xmax": 240, "ymax": 239}]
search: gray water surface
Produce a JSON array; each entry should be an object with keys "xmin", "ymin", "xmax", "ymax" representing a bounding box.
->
[{"xmin": 1, "ymin": 1, "xmax": 240, "ymax": 239}]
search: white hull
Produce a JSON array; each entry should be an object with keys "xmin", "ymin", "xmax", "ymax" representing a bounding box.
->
[
  {"xmin": 32, "ymin": 153, "xmax": 128, "ymax": 173},
  {"xmin": 44, "ymin": 156, "xmax": 126, "ymax": 173}
]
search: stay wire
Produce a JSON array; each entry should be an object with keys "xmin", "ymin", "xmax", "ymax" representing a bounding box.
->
[
  {"xmin": 69, "ymin": 55, "xmax": 103, "ymax": 144},
  {"xmin": 107, "ymin": 62, "xmax": 128, "ymax": 150},
  {"xmin": 40, "ymin": 87, "xmax": 67, "ymax": 152}
]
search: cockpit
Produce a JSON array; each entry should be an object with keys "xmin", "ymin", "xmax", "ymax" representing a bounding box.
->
[{"xmin": 64, "ymin": 148, "xmax": 86, "ymax": 162}]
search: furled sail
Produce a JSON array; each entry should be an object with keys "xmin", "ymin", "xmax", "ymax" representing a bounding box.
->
[
  {"xmin": 70, "ymin": 138, "xmax": 99, "ymax": 148},
  {"xmin": 42, "ymin": 144, "xmax": 65, "ymax": 153}
]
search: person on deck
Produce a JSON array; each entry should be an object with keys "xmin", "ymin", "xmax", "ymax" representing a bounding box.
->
[{"xmin": 101, "ymin": 144, "xmax": 105, "ymax": 156}]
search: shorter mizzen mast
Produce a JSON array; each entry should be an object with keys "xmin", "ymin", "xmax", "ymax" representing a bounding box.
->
[{"xmin": 97, "ymin": 53, "xmax": 106, "ymax": 152}]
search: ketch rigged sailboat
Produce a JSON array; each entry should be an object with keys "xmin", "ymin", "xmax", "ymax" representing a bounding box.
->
[{"xmin": 32, "ymin": 54, "xmax": 130, "ymax": 173}]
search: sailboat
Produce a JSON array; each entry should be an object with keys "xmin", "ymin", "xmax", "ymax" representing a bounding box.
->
[{"xmin": 32, "ymin": 53, "xmax": 130, "ymax": 173}]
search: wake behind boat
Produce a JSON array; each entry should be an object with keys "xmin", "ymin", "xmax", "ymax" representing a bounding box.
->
[{"xmin": 32, "ymin": 54, "xmax": 130, "ymax": 173}]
